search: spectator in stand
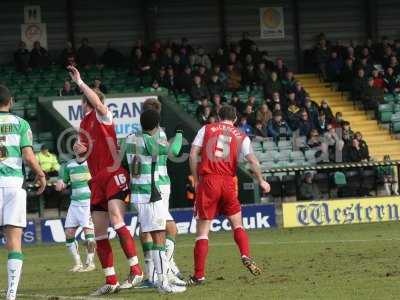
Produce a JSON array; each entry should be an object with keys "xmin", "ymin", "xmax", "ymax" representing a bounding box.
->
[
  {"xmin": 131, "ymin": 39, "xmax": 145, "ymax": 55},
  {"xmin": 256, "ymin": 104, "xmax": 273, "ymax": 129},
  {"xmin": 230, "ymin": 93, "xmax": 244, "ymax": 114},
  {"xmin": 331, "ymin": 111, "xmax": 345, "ymax": 128},
  {"xmin": 314, "ymin": 38, "xmax": 330, "ymax": 80},
  {"xmin": 340, "ymin": 58, "xmax": 354, "ymax": 91},
  {"xmin": 263, "ymin": 71, "xmax": 281, "ymax": 99},
  {"xmin": 282, "ymin": 71, "xmax": 296, "ymax": 94},
  {"xmin": 239, "ymin": 32, "xmax": 255, "ymax": 56},
  {"xmin": 172, "ymin": 54, "xmax": 183, "ymax": 73},
  {"xmin": 196, "ymin": 97, "xmax": 210, "ymax": 122},
  {"xmin": 246, "ymin": 95, "xmax": 256, "ymax": 108},
  {"xmin": 253, "ymin": 120, "xmax": 268, "ymax": 138},
  {"xmin": 194, "ymin": 47, "xmax": 212, "ymax": 70},
  {"xmin": 299, "ymin": 172, "xmax": 321, "ymax": 201},
  {"xmin": 382, "ymin": 46, "xmax": 394, "ymax": 69},
  {"xmin": 344, "ymin": 138, "xmax": 364, "ymax": 162},
  {"xmin": 242, "ymin": 64, "xmax": 258, "ymax": 90},
  {"xmin": 320, "ymin": 99, "xmax": 334, "ymax": 123},
  {"xmin": 267, "ymin": 110, "xmax": 292, "ymax": 142},
  {"xmin": 208, "ymin": 73, "xmax": 224, "ymax": 97},
  {"xmin": 196, "ymin": 65, "xmax": 208, "ymax": 82},
  {"xmin": 260, "ymin": 51, "xmax": 275, "ymax": 71},
  {"xmin": 352, "ymin": 68, "xmax": 368, "ymax": 102},
  {"xmin": 213, "ymin": 48, "xmax": 228, "ymax": 68},
  {"xmin": 211, "ymin": 94, "xmax": 223, "ymax": 115},
  {"xmin": 326, "ymin": 51, "xmax": 343, "ymax": 82},
  {"xmin": 92, "ymin": 78, "xmax": 108, "ymax": 94},
  {"xmin": 256, "ymin": 62, "xmax": 270, "ymax": 86},
  {"xmin": 293, "ymin": 81, "xmax": 308, "ymax": 107},
  {"xmin": 274, "ymin": 58, "xmax": 288, "ymax": 79},
  {"xmin": 14, "ymin": 41, "xmax": 31, "ymax": 72},
  {"xmin": 148, "ymin": 52, "xmax": 160, "ymax": 76},
  {"xmin": 388, "ymin": 55, "xmax": 400, "ymax": 76},
  {"xmin": 377, "ymin": 155, "xmax": 399, "ymax": 196},
  {"xmin": 60, "ymin": 80, "xmax": 76, "ymax": 96},
  {"xmin": 383, "ymin": 67, "xmax": 400, "ymax": 94},
  {"xmin": 30, "ymin": 41, "xmax": 51, "ymax": 69},
  {"xmin": 190, "ymin": 75, "xmax": 209, "ymax": 102},
  {"xmin": 212, "ymin": 65, "xmax": 227, "ymax": 85},
  {"xmin": 372, "ymin": 69, "xmax": 385, "ymax": 89},
  {"xmin": 100, "ymin": 41, "xmax": 125, "ymax": 68},
  {"xmin": 362, "ymin": 76, "xmax": 384, "ymax": 112},
  {"xmin": 207, "ymin": 114, "xmax": 218, "ymax": 124},
  {"xmin": 180, "ymin": 37, "xmax": 194, "ymax": 55},
  {"xmin": 131, "ymin": 48, "xmax": 151, "ymax": 83},
  {"xmin": 165, "ymin": 66, "xmax": 177, "ymax": 92},
  {"xmin": 307, "ymin": 129, "xmax": 323, "ymax": 156},
  {"xmin": 243, "ymin": 54, "xmax": 253, "ymax": 68},
  {"xmin": 77, "ymin": 38, "xmax": 97, "ymax": 68},
  {"xmin": 226, "ymin": 63, "xmax": 241, "ymax": 91},
  {"xmin": 354, "ymin": 132, "xmax": 369, "ymax": 161},
  {"xmin": 197, "ymin": 106, "xmax": 212, "ymax": 125},
  {"xmin": 160, "ymin": 47, "xmax": 174, "ymax": 67},
  {"xmin": 227, "ymin": 52, "xmax": 241, "ymax": 70},
  {"xmin": 238, "ymin": 115, "xmax": 253, "ymax": 136},
  {"xmin": 242, "ymin": 104, "xmax": 254, "ymax": 120},
  {"xmin": 59, "ymin": 41, "xmax": 76, "ymax": 68},
  {"xmin": 357, "ymin": 57, "xmax": 374, "ymax": 76},
  {"xmin": 304, "ymin": 98, "xmax": 319, "ymax": 127},
  {"xmin": 176, "ymin": 65, "xmax": 192, "ymax": 93},
  {"xmin": 36, "ymin": 145, "xmax": 60, "ymax": 177},
  {"xmin": 155, "ymin": 66, "xmax": 169, "ymax": 88},
  {"xmin": 316, "ymin": 111, "xmax": 328, "ymax": 134},
  {"xmin": 341, "ymin": 121, "xmax": 354, "ymax": 146},
  {"xmin": 286, "ymin": 98, "xmax": 301, "ymax": 130},
  {"xmin": 298, "ymin": 109, "xmax": 314, "ymax": 137},
  {"xmin": 324, "ymin": 123, "xmax": 344, "ymax": 162},
  {"xmin": 144, "ymin": 80, "xmax": 167, "ymax": 93}
]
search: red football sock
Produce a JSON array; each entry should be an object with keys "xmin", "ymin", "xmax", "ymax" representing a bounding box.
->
[
  {"xmin": 233, "ymin": 227, "xmax": 250, "ymax": 258},
  {"xmin": 96, "ymin": 238, "xmax": 118, "ymax": 285},
  {"xmin": 194, "ymin": 238, "xmax": 209, "ymax": 279},
  {"xmin": 115, "ymin": 225, "xmax": 142, "ymax": 276}
]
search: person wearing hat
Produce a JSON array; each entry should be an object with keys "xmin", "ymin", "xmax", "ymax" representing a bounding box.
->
[
  {"xmin": 35, "ymin": 144, "xmax": 60, "ymax": 177},
  {"xmin": 299, "ymin": 172, "xmax": 321, "ymax": 201}
]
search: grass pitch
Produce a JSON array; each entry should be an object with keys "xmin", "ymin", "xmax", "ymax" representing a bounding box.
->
[{"xmin": 2, "ymin": 222, "xmax": 400, "ymax": 300}]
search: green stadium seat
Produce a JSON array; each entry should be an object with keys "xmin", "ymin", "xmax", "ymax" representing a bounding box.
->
[
  {"xmin": 263, "ymin": 141, "xmax": 278, "ymax": 152},
  {"xmin": 251, "ymin": 141, "xmax": 263, "ymax": 152},
  {"xmin": 384, "ymin": 94, "xmax": 395, "ymax": 103},
  {"xmin": 290, "ymin": 150, "xmax": 305, "ymax": 161},
  {"xmin": 277, "ymin": 150, "xmax": 291, "ymax": 161},
  {"xmin": 278, "ymin": 140, "xmax": 292, "ymax": 151}
]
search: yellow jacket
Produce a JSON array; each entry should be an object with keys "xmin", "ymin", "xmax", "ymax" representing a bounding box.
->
[{"xmin": 36, "ymin": 152, "xmax": 60, "ymax": 173}]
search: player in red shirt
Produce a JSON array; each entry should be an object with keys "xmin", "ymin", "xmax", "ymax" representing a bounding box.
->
[
  {"xmin": 187, "ymin": 105, "xmax": 270, "ymax": 285},
  {"xmin": 68, "ymin": 66, "xmax": 143, "ymax": 295}
]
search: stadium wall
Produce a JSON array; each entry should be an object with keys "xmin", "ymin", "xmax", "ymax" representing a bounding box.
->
[{"xmin": 1, "ymin": 0, "xmax": 400, "ymax": 68}]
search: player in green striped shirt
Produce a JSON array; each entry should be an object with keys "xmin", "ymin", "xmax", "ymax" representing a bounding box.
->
[
  {"xmin": 56, "ymin": 159, "xmax": 96, "ymax": 273},
  {"xmin": 0, "ymin": 85, "xmax": 47, "ymax": 300}
]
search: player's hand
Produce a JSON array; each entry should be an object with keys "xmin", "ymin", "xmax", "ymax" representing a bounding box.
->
[
  {"xmin": 73, "ymin": 142, "xmax": 88, "ymax": 155},
  {"xmin": 67, "ymin": 66, "xmax": 82, "ymax": 84},
  {"xmin": 55, "ymin": 180, "xmax": 66, "ymax": 192},
  {"xmin": 259, "ymin": 180, "xmax": 270, "ymax": 194},
  {"xmin": 35, "ymin": 174, "xmax": 47, "ymax": 195}
]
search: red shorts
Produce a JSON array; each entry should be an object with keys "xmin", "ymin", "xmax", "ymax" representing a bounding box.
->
[
  {"xmin": 89, "ymin": 167, "xmax": 130, "ymax": 211},
  {"xmin": 195, "ymin": 174, "xmax": 240, "ymax": 220}
]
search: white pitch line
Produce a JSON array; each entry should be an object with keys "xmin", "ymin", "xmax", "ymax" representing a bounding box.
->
[
  {"xmin": 178, "ymin": 237, "xmax": 400, "ymax": 248},
  {"xmin": 0, "ymin": 292, "xmax": 124, "ymax": 300}
]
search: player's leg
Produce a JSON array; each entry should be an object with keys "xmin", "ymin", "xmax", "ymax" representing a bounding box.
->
[
  {"xmin": 65, "ymin": 227, "xmax": 83, "ymax": 271},
  {"xmin": 90, "ymin": 209, "xmax": 119, "ymax": 296},
  {"xmin": 139, "ymin": 232, "xmax": 156, "ymax": 287},
  {"xmin": 227, "ymin": 212, "xmax": 261, "ymax": 276},
  {"xmin": 223, "ymin": 176, "xmax": 261, "ymax": 276},
  {"xmin": 82, "ymin": 227, "xmax": 96, "ymax": 271},
  {"xmin": 5, "ymin": 226, "xmax": 23, "ymax": 300},
  {"xmin": 3, "ymin": 188, "xmax": 27, "ymax": 300},
  {"xmin": 108, "ymin": 198, "xmax": 143, "ymax": 287}
]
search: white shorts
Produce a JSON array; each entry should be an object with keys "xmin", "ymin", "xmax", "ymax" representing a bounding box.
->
[
  {"xmin": 0, "ymin": 187, "xmax": 27, "ymax": 228},
  {"xmin": 159, "ymin": 185, "xmax": 173, "ymax": 221},
  {"xmin": 65, "ymin": 204, "xmax": 94, "ymax": 229},
  {"xmin": 136, "ymin": 200, "xmax": 169, "ymax": 233}
]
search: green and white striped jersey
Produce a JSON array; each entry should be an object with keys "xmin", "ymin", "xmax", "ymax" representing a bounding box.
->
[
  {"xmin": 59, "ymin": 160, "xmax": 91, "ymax": 206},
  {"xmin": 125, "ymin": 128, "xmax": 171, "ymax": 204},
  {"xmin": 0, "ymin": 112, "xmax": 33, "ymax": 188}
]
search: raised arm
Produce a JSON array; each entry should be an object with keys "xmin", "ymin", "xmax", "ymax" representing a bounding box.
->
[{"xmin": 67, "ymin": 66, "xmax": 108, "ymax": 116}]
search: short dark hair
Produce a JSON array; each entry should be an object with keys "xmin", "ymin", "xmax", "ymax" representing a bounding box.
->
[
  {"xmin": 218, "ymin": 105, "xmax": 237, "ymax": 121},
  {"xmin": 143, "ymin": 98, "xmax": 161, "ymax": 113},
  {"xmin": 0, "ymin": 85, "xmax": 12, "ymax": 106},
  {"xmin": 140, "ymin": 109, "xmax": 160, "ymax": 131},
  {"xmin": 82, "ymin": 90, "xmax": 105, "ymax": 108}
]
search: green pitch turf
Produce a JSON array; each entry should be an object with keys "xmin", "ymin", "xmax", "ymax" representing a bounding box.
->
[{"xmin": 2, "ymin": 222, "xmax": 400, "ymax": 299}]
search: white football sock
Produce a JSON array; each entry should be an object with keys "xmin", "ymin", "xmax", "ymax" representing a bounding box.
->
[
  {"xmin": 151, "ymin": 247, "xmax": 168, "ymax": 286},
  {"xmin": 66, "ymin": 239, "xmax": 82, "ymax": 266},
  {"xmin": 144, "ymin": 251, "xmax": 155, "ymax": 281},
  {"xmin": 166, "ymin": 237, "xmax": 180, "ymax": 275},
  {"xmin": 7, "ymin": 252, "xmax": 23, "ymax": 299}
]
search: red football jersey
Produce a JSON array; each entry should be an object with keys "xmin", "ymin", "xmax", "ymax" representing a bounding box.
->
[
  {"xmin": 195, "ymin": 122, "xmax": 248, "ymax": 177},
  {"xmin": 79, "ymin": 109, "xmax": 119, "ymax": 177}
]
